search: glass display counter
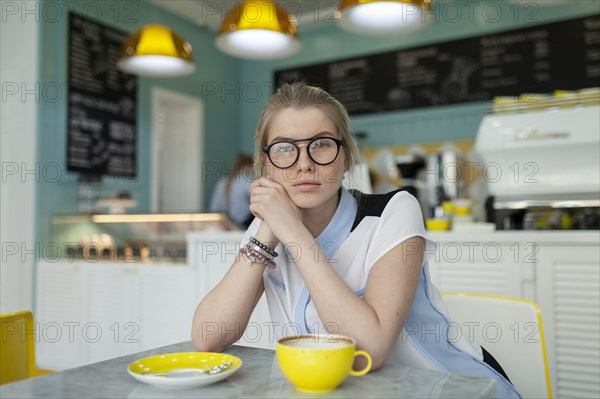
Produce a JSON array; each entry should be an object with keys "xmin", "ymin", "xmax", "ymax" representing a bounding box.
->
[{"xmin": 49, "ymin": 213, "xmax": 239, "ymax": 263}]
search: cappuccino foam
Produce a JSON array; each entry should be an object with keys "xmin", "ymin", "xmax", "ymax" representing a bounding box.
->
[{"xmin": 281, "ymin": 336, "xmax": 353, "ymax": 349}]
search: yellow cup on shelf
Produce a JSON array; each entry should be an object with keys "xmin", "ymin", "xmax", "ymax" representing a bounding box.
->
[
  {"xmin": 454, "ymin": 206, "xmax": 470, "ymax": 216},
  {"xmin": 441, "ymin": 201, "xmax": 455, "ymax": 214},
  {"xmin": 453, "ymin": 199, "xmax": 472, "ymax": 216},
  {"xmin": 426, "ymin": 218, "xmax": 450, "ymax": 231}
]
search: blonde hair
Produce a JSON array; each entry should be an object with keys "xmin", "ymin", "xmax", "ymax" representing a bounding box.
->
[{"xmin": 253, "ymin": 82, "xmax": 361, "ymax": 177}]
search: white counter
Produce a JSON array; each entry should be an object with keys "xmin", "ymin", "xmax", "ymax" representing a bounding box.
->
[
  {"xmin": 187, "ymin": 230, "xmax": 600, "ymax": 254},
  {"xmin": 428, "ymin": 230, "xmax": 599, "ymax": 244}
]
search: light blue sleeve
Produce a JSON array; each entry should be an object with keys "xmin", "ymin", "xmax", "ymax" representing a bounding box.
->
[
  {"xmin": 209, "ymin": 179, "xmax": 226, "ymax": 213},
  {"xmin": 226, "ymin": 173, "xmax": 253, "ymax": 226}
]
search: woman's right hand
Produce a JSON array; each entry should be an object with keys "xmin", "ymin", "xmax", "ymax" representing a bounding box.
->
[
  {"xmin": 249, "ymin": 179, "xmax": 279, "ymax": 246},
  {"xmin": 249, "ymin": 177, "xmax": 304, "ymax": 245}
]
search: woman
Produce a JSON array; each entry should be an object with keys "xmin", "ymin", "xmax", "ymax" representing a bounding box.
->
[
  {"xmin": 192, "ymin": 83, "xmax": 520, "ymax": 399},
  {"xmin": 209, "ymin": 153, "xmax": 254, "ymax": 228}
]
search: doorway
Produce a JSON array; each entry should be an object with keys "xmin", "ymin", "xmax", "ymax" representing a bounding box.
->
[{"xmin": 151, "ymin": 87, "xmax": 204, "ymax": 212}]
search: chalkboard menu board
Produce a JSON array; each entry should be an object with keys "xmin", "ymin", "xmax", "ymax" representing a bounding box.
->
[
  {"xmin": 275, "ymin": 15, "xmax": 600, "ymax": 115},
  {"xmin": 67, "ymin": 12, "xmax": 137, "ymax": 177}
]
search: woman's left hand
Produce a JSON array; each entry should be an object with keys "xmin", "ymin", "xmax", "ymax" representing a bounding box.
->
[{"xmin": 249, "ymin": 177, "xmax": 304, "ymax": 243}]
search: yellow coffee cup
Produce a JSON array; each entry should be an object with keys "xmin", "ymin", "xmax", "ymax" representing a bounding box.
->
[{"xmin": 276, "ymin": 334, "xmax": 372, "ymax": 393}]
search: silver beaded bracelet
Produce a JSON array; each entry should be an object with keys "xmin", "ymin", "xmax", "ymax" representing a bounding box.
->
[{"xmin": 249, "ymin": 237, "xmax": 278, "ymax": 258}]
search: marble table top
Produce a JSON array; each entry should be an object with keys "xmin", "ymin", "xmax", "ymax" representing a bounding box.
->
[{"xmin": 1, "ymin": 342, "xmax": 496, "ymax": 398}]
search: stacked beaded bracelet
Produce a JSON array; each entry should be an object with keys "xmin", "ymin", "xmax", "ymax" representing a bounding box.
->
[
  {"xmin": 240, "ymin": 245, "xmax": 276, "ymax": 269},
  {"xmin": 249, "ymin": 237, "xmax": 278, "ymax": 258},
  {"xmin": 240, "ymin": 237, "xmax": 278, "ymax": 269}
]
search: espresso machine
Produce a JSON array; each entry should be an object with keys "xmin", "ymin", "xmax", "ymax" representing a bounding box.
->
[
  {"xmin": 475, "ymin": 94, "xmax": 600, "ymax": 230},
  {"xmin": 396, "ymin": 152, "xmax": 425, "ymax": 200},
  {"xmin": 396, "ymin": 146, "xmax": 467, "ymax": 219},
  {"xmin": 424, "ymin": 145, "xmax": 465, "ymax": 219}
]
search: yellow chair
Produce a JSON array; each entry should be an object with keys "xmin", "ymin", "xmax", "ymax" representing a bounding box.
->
[
  {"xmin": 0, "ymin": 310, "xmax": 53, "ymax": 385},
  {"xmin": 441, "ymin": 293, "xmax": 552, "ymax": 399}
]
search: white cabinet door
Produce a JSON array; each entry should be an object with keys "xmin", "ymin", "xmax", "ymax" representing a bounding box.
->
[
  {"xmin": 536, "ymin": 244, "xmax": 600, "ymax": 399},
  {"xmin": 428, "ymin": 240, "xmax": 525, "ymax": 297},
  {"xmin": 35, "ymin": 262, "xmax": 85, "ymax": 370},
  {"xmin": 81, "ymin": 263, "xmax": 141, "ymax": 364},
  {"xmin": 34, "ymin": 262, "xmax": 86, "ymax": 370},
  {"xmin": 137, "ymin": 265, "xmax": 195, "ymax": 350},
  {"xmin": 36, "ymin": 262, "xmax": 199, "ymax": 370}
]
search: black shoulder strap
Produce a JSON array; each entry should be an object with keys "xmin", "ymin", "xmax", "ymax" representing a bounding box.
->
[{"xmin": 349, "ymin": 189, "xmax": 406, "ymax": 232}]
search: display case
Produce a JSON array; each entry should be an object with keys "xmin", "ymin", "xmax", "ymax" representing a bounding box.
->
[{"xmin": 49, "ymin": 213, "xmax": 239, "ymax": 263}]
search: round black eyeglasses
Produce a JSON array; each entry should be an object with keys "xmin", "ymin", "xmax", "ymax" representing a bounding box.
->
[{"xmin": 263, "ymin": 137, "xmax": 345, "ymax": 169}]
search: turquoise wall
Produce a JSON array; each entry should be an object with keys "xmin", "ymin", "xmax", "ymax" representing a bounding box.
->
[
  {"xmin": 238, "ymin": 0, "xmax": 599, "ymax": 152},
  {"xmin": 37, "ymin": 0, "xmax": 241, "ymax": 243}
]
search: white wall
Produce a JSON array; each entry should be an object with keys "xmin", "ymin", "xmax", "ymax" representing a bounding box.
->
[{"xmin": 0, "ymin": 9, "xmax": 39, "ymax": 313}]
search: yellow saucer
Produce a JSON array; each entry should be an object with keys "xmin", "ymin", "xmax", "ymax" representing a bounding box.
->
[{"xmin": 128, "ymin": 352, "xmax": 242, "ymax": 389}]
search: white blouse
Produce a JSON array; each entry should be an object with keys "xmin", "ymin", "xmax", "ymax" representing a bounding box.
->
[{"xmin": 240, "ymin": 188, "xmax": 520, "ymax": 399}]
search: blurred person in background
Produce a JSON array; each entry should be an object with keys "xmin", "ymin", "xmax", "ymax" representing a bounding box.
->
[{"xmin": 209, "ymin": 153, "xmax": 254, "ymax": 228}]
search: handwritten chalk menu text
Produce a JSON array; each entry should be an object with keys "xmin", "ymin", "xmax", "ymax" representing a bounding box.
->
[
  {"xmin": 275, "ymin": 15, "xmax": 600, "ymax": 115},
  {"xmin": 67, "ymin": 12, "xmax": 137, "ymax": 177}
]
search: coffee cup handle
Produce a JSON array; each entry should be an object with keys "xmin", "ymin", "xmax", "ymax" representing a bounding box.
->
[{"xmin": 349, "ymin": 350, "xmax": 372, "ymax": 376}]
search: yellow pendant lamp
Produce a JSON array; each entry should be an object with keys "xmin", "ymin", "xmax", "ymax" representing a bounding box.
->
[
  {"xmin": 339, "ymin": 0, "xmax": 431, "ymax": 36},
  {"xmin": 118, "ymin": 25, "xmax": 195, "ymax": 77},
  {"xmin": 216, "ymin": 1, "xmax": 300, "ymax": 60}
]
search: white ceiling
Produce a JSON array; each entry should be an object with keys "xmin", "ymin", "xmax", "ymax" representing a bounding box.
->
[
  {"xmin": 149, "ymin": 0, "xmax": 341, "ymax": 32},
  {"xmin": 148, "ymin": 1, "xmax": 571, "ymax": 32}
]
